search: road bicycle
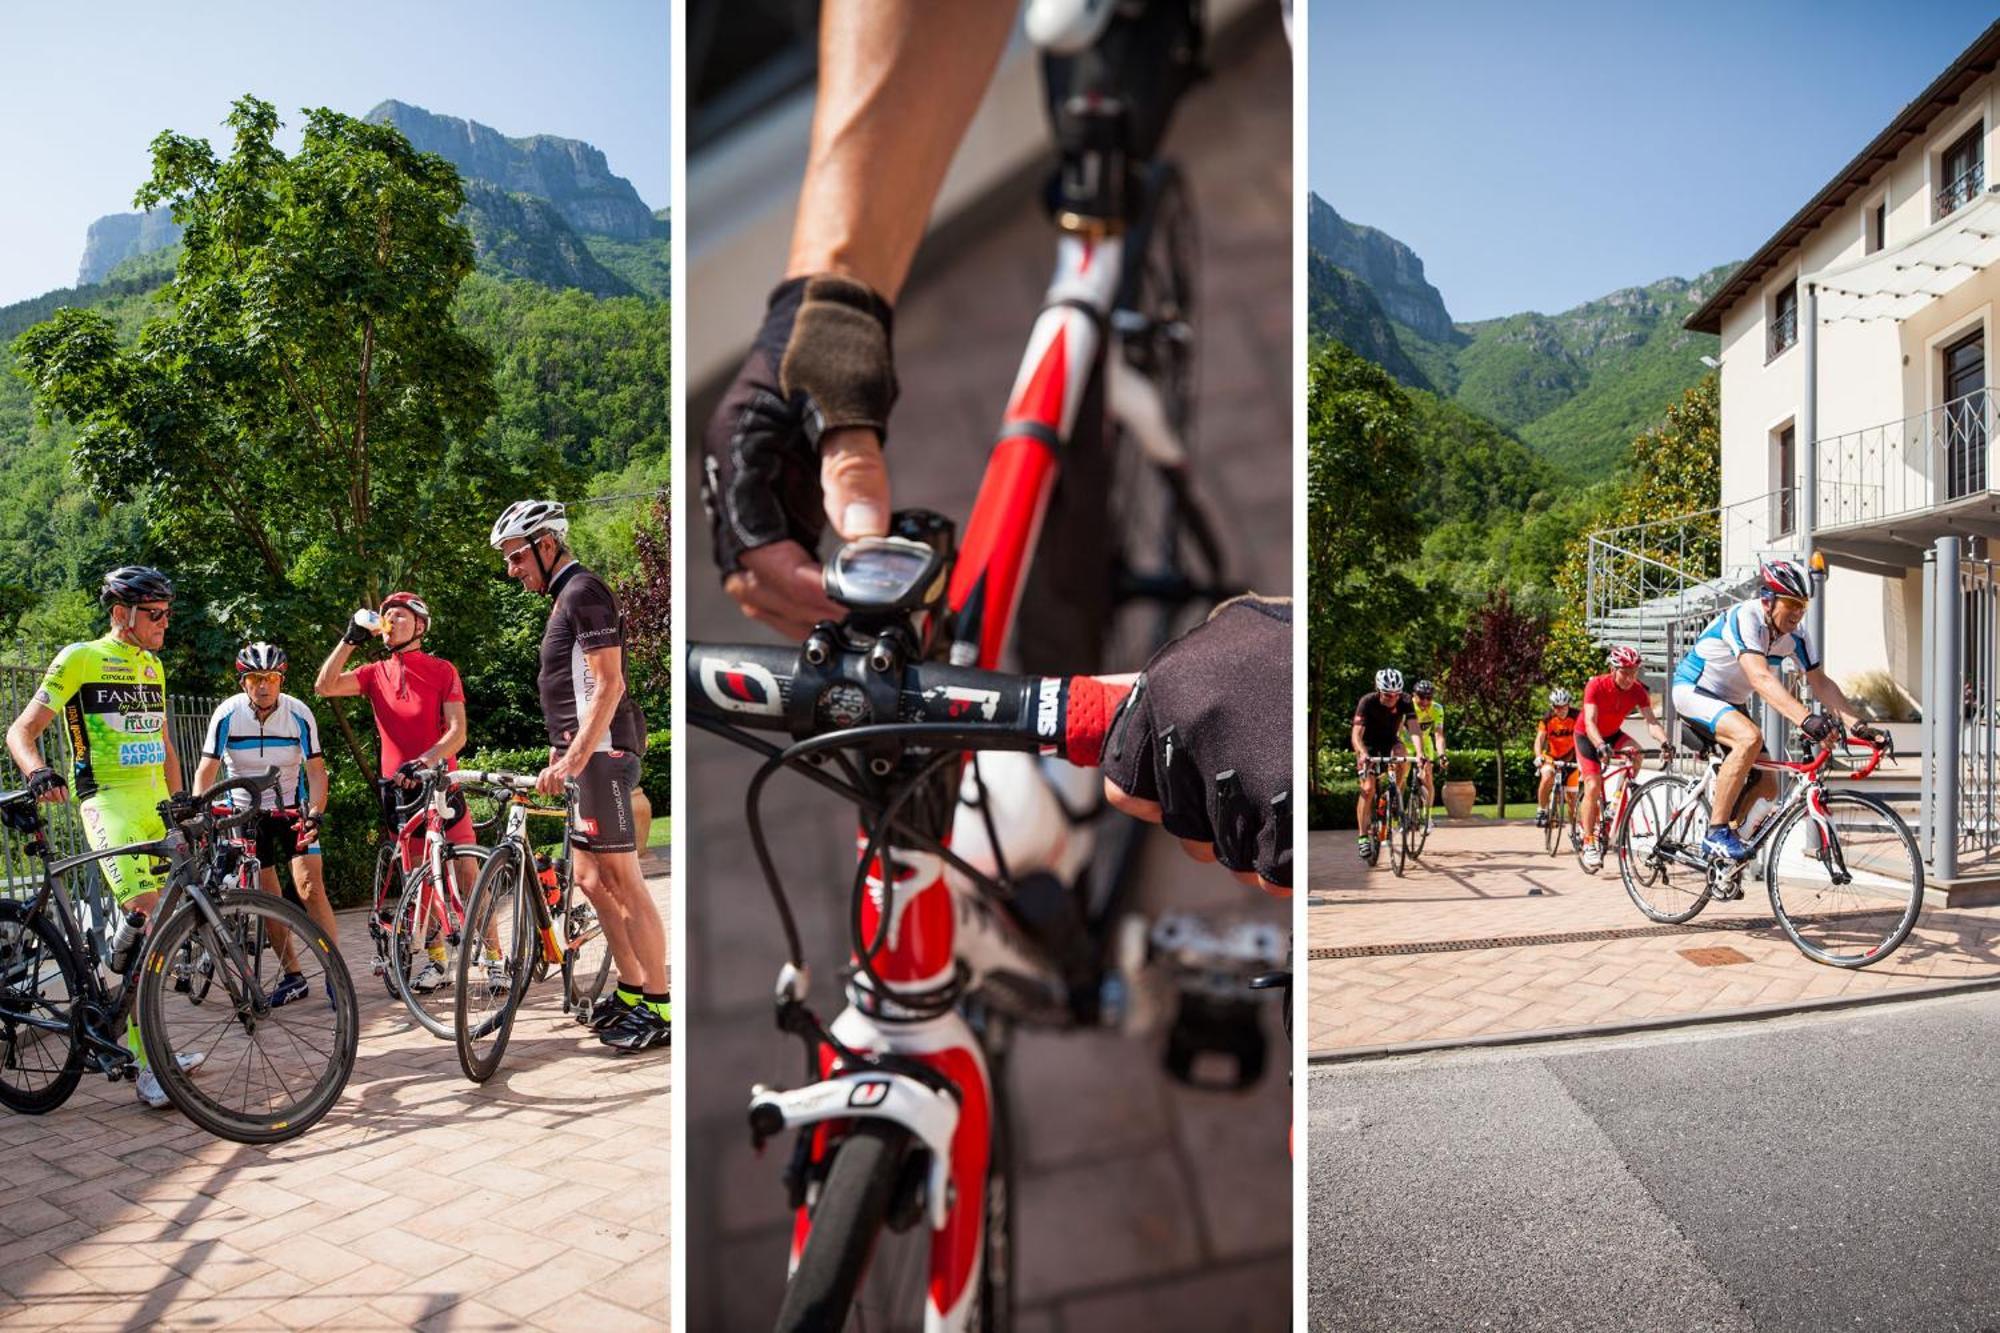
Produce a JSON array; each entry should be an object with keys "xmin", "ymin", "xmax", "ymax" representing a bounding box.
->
[
  {"xmin": 1614, "ymin": 720, "xmax": 1922, "ymax": 967},
  {"xmin": 365, "ymin": 776, "xmax": 502, "ymax": 1000},
  {"xmin": 382, "ymin": 765, "xmax": 496, "ymax": 1037},
  {"xmin": 1356, "ymin": 755, "xmax": 1407, "ymax": 874},
  {"xmin": 1571, "ymin": 746, "xmax": 1661, "ymax": 875},
  {"xmin": 1405, "ymin": 756, "xmax": 1437, "ymax": 860},
  {"xmin": 1541, "ymin": 759, "xmax": 1578, "ymax": 857},
  {"xmin": 0, "ymin": 771, "xmax": 358, "ymax": 1142},
  {"xmin": 452, "ymin": 770, "xmax": 612, "ymax": 1083}
]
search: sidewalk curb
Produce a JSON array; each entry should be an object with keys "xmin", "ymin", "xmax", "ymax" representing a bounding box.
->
[{"xmin": 1307, "ymin": 973, "xmax": 2000, "ymax": 1065}]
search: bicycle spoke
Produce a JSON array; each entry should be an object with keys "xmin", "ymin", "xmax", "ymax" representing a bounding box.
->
[{"xmin": 1768, "ymin": 792, "xmax": 1924, "ymax": 967}]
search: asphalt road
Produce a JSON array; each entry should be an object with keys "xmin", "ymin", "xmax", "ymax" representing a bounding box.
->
[{"xmin": 1310, "ymin": 990, "xmax": 2000, "ymax": 1331}]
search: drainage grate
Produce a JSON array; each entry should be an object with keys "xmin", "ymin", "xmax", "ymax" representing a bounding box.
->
[
  {"xmin": 1308, "ymin": 917, "xmax": 1780, "ymax": 962},
  {"xmin": 1679, "ymin": 945, "xmax": 1753, "ymax": 967}
]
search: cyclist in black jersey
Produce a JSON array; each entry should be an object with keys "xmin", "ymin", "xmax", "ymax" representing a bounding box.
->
[{"xmin": 490, "ymin": 499, "xmax": 667, "ymax": 1053}]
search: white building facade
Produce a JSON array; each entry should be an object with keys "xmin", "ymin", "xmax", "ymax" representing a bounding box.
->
[{"xmin": 1690, "ymin": 21, "xmax": 2000, "ymax": 695}]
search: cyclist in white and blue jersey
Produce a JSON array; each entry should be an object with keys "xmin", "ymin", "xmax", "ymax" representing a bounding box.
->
[
  {"xmin": 1670, "ymin": 559, "xmax": 1874, "ymax": 862},
  {"xmin": 193, "ymin": 643, "xmax": 335, "ymax": 1004}
]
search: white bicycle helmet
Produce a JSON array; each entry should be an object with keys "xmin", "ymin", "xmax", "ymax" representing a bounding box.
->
[
  {"xmin": 1759, "ymin": 558, "xmax": 1813, "ymax": 602},
  {"xmin": 1549, "ymin": 687, "xmax": 1574, "ymax": 708},
  {"xmin": 235, "ymin": 642, "xmax": 287, "ymax": 674},
  {"xmin": 489, "ymin": 499, "xmax": 570, "ymax": 549},
  {"xmin": 1375, "ymin": 668, "xmax": 1404, "ymax": 693}
]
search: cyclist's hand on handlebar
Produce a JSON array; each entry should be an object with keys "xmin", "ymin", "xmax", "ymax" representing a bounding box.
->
[
  {"xmin": 1852, "ymin": 721, "xmax": 1888, "ymax": 746},
  {"xmin": 1101, "ymin": 596, "xmax": 1293, "ymax": 896},
  {"xmin": 1801, "ymin": 711, "xmax": 1842, "ymax": 745},
  {"xmin": 703, "ymin": 276, "xmax": 897, "ymax": 640},
  {"xmin": 394, "ymin": 758, "xmax": 430, "ymax": 790},
  {"xmin": 536, "ymin": 749, "xmax": 582, "ymax": 797},
  {"xmin": 24, "ymin": 766, "xmax": 67, "ymax": 805}
]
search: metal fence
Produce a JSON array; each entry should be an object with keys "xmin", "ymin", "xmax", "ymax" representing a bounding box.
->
[
  {"xmin": 1923, "ymin": 539, "xmax": 2000, "ymax": 878},
  {"xmin": 0, "ymin": 665, "xmax": 223, "ymax": 952},
  {"xmin": 1817, "ymin": 388, "xmax": 1994, "ymax": 532}
]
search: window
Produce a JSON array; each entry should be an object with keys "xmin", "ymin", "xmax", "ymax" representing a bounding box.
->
[
  {"xmin": 1943, "ymin": 329, "xmax": 1987, "ymax": 499},
  {"xmin": 1775, "ymin": 424, "xmax": 1796, "ymax": 536},
  {"xmin": 1868, "ymin": 201, "xmax": 1886, "ymax": 254},
  {"xmin": 1768, "ymin": 281, "xmax": 1798, "ymax": 360},
  {"xmin": 1938, "ymin": 124, "xmax": 1985, "ymax": 219}
]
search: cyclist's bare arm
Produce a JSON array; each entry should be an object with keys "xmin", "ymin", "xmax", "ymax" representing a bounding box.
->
[
  {"xmin": 6, "ymin": 702, "xmax": 56, "ymax": 792},
  {"xmin": 1350, "ymin": 720, "xmax": 1367, "ymax": 757},
  {"xmin": 1739, "ymin": 652, "xmax": 1810, "ymax": 726},
  {"xmin": 542, "ymin": 646, "xmax": 627, "ymax": 793},
  {"xmin": 430, "ymin": 701, "xmax": 469, "ymax": 763},
  {"xmin": 790, "ymin": 0, "xmax": 1017, "ymax": 303},
  {"xmin": 1582, "ymin": 700, "xmax": 1605, "ymax": 749},
  {"xmin": 1803, "ymin": 666, "xmax": 1865, "ymax": 729},
  {"xmin": 193, "ymin": 756, "xmax": 221, "ymax": 794},
  {"xmin": 315, "ymin": 639, "xmax": 365, "ymax": 698},
  {"xmin": 305, "ymin": 755, "xmax": 328, "ymax": 815},
  {"xmin": 162, "ymin": 707, "xmax": 182, "ymax": 796}
]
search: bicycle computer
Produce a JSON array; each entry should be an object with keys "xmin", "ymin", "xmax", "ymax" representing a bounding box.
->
[{"xmin": 823, "ymin": 536, "xmax": 947, "ymax": 614}]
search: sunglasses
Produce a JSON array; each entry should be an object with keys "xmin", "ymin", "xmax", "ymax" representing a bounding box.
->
[
  {"xmin": 240, "ymin": 671, "xmax": 283, "ymax": 687},
  {"xmin": 129, "ymin": 605, "xmax": 171, "ymax": 623}
]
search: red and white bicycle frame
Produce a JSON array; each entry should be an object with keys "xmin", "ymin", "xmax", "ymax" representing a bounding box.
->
[{"xmin": 747, "ymin": 228, "xmax": 1186, "ymax": 1328}]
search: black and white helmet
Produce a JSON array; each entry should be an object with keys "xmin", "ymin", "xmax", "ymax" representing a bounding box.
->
[
  {"xmin": 100, "ymin": 565, "xmax": 173, "ymax": 607},
  {"xmin": 1375, "ymin": 668, "xmax": 1404, "ymax": 693},
  {"xmin": 489, "ymin": 499, "xmax": 569, "ymax": 549},
  {"xmin": 1549, "ymin": 687, "xmax": 1574, "ymax": 707},
  {"xmin": 235, "ymin": 642, "xmax": 286, "ymax": 675},
  {"xmin": 1759, "ymin": 558, "xmax": 1813, "ymax": 602}
]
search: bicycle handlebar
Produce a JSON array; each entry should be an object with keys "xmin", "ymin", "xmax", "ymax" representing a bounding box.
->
[{"xmin": 687, "ymin": 641, "xmax": 1131, "ymax": 766}]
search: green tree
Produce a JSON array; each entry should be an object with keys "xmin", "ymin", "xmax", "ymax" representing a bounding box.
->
[
  {"xmin": 13, "ymin": 96, "xmax": 528, "ymax": 771},
  {"xmin": 1307, "ymin": 340, "xmax": 1422, "ymax": 786},
  {"xmin": 1546, "ymin": 373, "xmax": 1720, "ymax": 684}
]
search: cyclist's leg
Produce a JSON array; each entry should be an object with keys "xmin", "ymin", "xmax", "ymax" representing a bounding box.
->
[
  {"xmin": 1577, "ymin": 740, "xmax": 1605, "ymax": 843},
  {"xmin": 251, "ymin": 816, "xmax": 302, "ymax": 972},
  {"xmin": 1355, "ymin": 760, "xmax": 1375, "ymax": 833},
  {"xmin": 287, "ymin": 850, "xmax": 338, "ymax": 939},
  {"xmin": 574, "ymin": 754, "xmax": 667, "ymax": 1048},
  {"xmin": 80, "ymin": 786, "xmax": 166, "ymax": 1069},
  {"xmin": 1536, "ymin": 760, "xmax": 1554, "ymax": 815},
  {"xmin": 1708, "ymin": 710, "xmax": 1769, "ymax": 832}
]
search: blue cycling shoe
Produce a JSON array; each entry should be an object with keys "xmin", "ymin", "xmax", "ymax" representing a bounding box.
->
[
  {"xmin": 265, "ymin": 971, "xmax": 310, "ymax": 1008},
  {"xmin": 1701, "ymin": 827, "xmax": 1751, "ymax": 863}
]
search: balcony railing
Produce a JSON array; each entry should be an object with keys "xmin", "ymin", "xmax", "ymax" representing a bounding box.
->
[
  {"xmin": 1767, "ymin": 304, "xmax": 1798, "ymax": 360},
  {"xmin": 1584, "ymin": 488, "xmax": 1797, "ymax": 657},
  {"xmin": 1816, "ymin": 387, "xmax": 1994, "ymax": 531},
  {"xmin": 1936, "ymin": 161, "xmax": 1985, "ymax": 220}
]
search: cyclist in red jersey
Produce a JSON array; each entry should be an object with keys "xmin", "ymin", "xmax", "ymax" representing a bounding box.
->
[
  {"xmin": 315, "ymin": 591, "xmax": 476, "ymax": 992},
  {"xmin": 1534, "ymin": 688, "xmax": 1580, "ymax": 828},
  {"xmin": 1576, "ymin": 645, "xmax": 1670, "ymax": 871}
]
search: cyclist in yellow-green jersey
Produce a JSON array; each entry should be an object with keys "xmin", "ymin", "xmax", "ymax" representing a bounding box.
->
[
  {"xmin": 1410, "ymin": 679, "xmax": 1447, "ymax": 812},
  {"xmin": 4, "ymin": 566, "xmax": 196, "ymax": 1111}
]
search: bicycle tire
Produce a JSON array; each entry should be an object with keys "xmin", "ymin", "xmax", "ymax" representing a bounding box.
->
[
  {"xmin": 979, "ymin": 1023, "xmax": 1016, "ymax": 1333},
  {"xmin": 559, "ymin": 861, "xmax": 612, "ymax": 1014},
  {"xmin": 1765, "ymin": 790, "xmax": 1924, "ymax": 968},
  {"xmin": 0, "ymin": 899, "xmax": 83, "ymax": 1115},
  {"xmin": 1617, "ymin": 774, "xmax": 1713, "ymax": 924},
  {"xmin": 369, "ymin": 842, "xmax": 401, "ymax": 1000},
  {"xmin": 773, "ymin": 1120, "xmax": 915, "ymax": 1332},
  {"xmin": 138, "ymin": 890, "xmax": 357, "ymax": 1143},
  {"xmin": 1387, "ymin": 783, "xmax": 1407, "ymax": 877},
  {"xmin": 1406, "ymin": 777, "xmax": 1431, "ymax": 860},
  {"xmin": 455, "ymin": 843, "xmax": 534, "ymax": 1083},
  {"xmin": 389, "ymin": 846, "xmax": 491, "ymax": 1039},
  {"xmin": 1543, "ymin": 787, "xmax": 1563, "ymax": 855}
]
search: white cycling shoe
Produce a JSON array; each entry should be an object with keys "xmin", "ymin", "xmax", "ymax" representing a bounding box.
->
[
  {"xmin": 411, "ymin": 960, "xmax": 450, "ymax": 993},
  {"xmin": 134, "ymin": 1052, "xmax": 208, "ymax": 1110}
]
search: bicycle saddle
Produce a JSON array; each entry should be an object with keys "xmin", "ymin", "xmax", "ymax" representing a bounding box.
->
[
  {"xmin": 1680, "ymin": 719, "xmax": 1724, "ymax": 758},
  {"xmin": 0, "ymin": 790, "xmax": 41, "ymax": 833}
]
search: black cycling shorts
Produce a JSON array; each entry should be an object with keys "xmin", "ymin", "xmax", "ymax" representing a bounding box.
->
[{"xmin": 571, "ymin": 750, "xmax": 642, "ymax": 855}]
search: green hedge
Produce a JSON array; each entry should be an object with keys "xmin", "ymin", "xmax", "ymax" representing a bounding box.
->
[{"xmin": 1309, "ymin": 746, "xmax": 1548, "ymax": 829}]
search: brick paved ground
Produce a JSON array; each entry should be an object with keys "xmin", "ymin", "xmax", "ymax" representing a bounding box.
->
[
  {"xmin": 0, "ymin": 860, "xmax": 670, "ymax": 1330},
  {"xmin": 1307, "ymin": 822, "xmax": 2000, "ymax": 1057},
  {"xmin": 684, "ymin": 11, "xmax": 1291, "ymax": 1330}
]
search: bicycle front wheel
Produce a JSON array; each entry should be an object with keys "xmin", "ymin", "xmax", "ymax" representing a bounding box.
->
[
  {"xmin": 1406, "ymin": 781, "xmax": 1431, "ymax": 860},
  {"xmin": 1387, "ymin": 785, "xmax": 1407, "ymax": 877},
  {"xmin": 138, "ymin": 891, "xmax": 358, "ymax": 1143},
  {"xmin": 0, "ymin": 899, "xmax": 83, "ymax": 1115},
  {"xmin": 1766, "ymin": 791, "xmax": 1925, "ymax": 968},
  {"xmin": 1617, "ymin": 775, "xmax": 1713, "ymax": 923},
  {"xmin": 389, "ymin": 847, "xmax": 491, "ymax": 1039},
  {"xmin": 455, "ymin": 844, "xmax": 535, "ymax": 1083},
  {"xmin": 775, "ymin": 1120, "xmax": 915, "ymax": 1332}
]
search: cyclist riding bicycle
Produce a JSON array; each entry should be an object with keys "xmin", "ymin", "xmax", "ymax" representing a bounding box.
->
[
  {"xmin": 1410, "ymin": 679, "xmax": 1447, "ymax": 814},
  {"xmin": 1670, "ymin": 558, "xmax": 1877, "ymax": 862},
  {"xmin": 491, "ymin": 499, "xmax": 670, "ymax": 1052},
  {"xmin": 193, "ymin": 643, "xmax": 333, "ymax": 1005},
  {"xmin": 1534, "ymin": 688, "xmax": 1579, "ymax": 828},
  {"xmin": 4, "ymin": 565, "xmax": 200, "ymax": 1109},
  {"xmin": 700, "ymin": 0, "xmax": 1285, "ymax": 888},
  {"xmin": 1352, "ymin": 668, "xmax": 1419, "ymax": 860},
  {"xmin": 1574, "ymin": 644, "xmax": 1668, "ymax": 872},
  {"xmin": 315, "ymin": 590, "xmax": 475, "ymax": 991}
]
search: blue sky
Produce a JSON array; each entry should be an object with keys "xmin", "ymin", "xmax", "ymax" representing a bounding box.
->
[
  {"xmin": 0, "ymin": 0, "xmax": 668, "ymax": 307},
  {"xmin": 1311, "ymin": 1, "xmax": 1999, "ymax": 321}
]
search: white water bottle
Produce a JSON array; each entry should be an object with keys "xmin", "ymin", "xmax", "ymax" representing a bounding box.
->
[{"xmin": 1740, "ymin": 795, "xmax": 1775, "ymax": 841}]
